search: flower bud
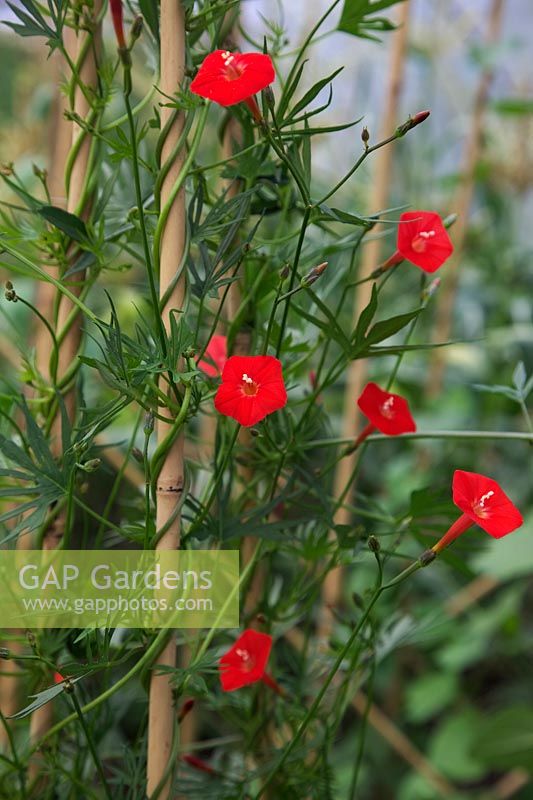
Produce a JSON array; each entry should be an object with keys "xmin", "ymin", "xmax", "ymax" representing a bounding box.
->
[
  {"xmin": 132, "ymin": 447, "xmax": 144, "ymax": 463},
  {"xmin": 5, "ymin": 281, "xmax": 17, "ymax": 302},
  {"xmin": 302, "ymin": 261, "xmax": 328, "ymax": 287},
  {"xmin": 110, "ymin": 0, "xmax": 126, "ymax": 50},
  {"xmin": 279, "ymin": 263, "xmax": 290, "ymax": 281},
  {"xmin": 144, "ymin": 412, "xmax": 155, "ymax": 435},
  {"xmin": 361, "ymin": 126, "xmax": 370, "ymax": 148},
  {"xmin": 130, "ymin": 14, "xmax": 143, "ymax": 44},
  {"xmin": 32, "ymin": 163, "xmax": 47, "ymax": 180},
  {"xmin": 367, "ymin": 535, "xmax": 380, "ymax": 553},
  {"xmin": 263, "ymin": 84, "xmax": 275, "ymax": 112},
  {"xmin": 443, "ymin": 212, "xmax": 458, "ymax": 230},
  {"xmin": 396, "ymin": 109, "xmax": 430, "ymax": 137},
  {"xmin": 82, "ymin": 458, "xmax": 101, "ymax": 472}
]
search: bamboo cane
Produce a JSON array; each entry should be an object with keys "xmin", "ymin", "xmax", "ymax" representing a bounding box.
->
[
  {"xmin": 425, "ymin": 0, "xmax": 505, "ymax": 399},
  {"xmin": 318, "ymin": 2, "xmax": 411, "ymax": 641},
  {"xmin": 146, "ymin": 1, "xmax": 186, "ymax": 796},
  {"xmin": 28, "ymin": 9, "xmax": 101, "ymax": 780}
]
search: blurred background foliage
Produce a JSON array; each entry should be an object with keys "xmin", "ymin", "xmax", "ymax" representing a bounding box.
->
[{"xmin": 0, "ymin": 0, "xmax": 531, "ymax": 798}]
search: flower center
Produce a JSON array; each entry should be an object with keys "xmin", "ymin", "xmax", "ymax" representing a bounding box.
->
[
  {"xmin": 380, "ymin": 396, "xmax": 396, "ymax": 419},
  {"xmin": 241, "ymin": 373, "xmax": 259, "ymax": 397},
  {"xmin": 235, "ymin": 647, "xmax": 254, "ymax": 671},
  {"xmin": 221, "ymin": 50, "xmax": 244, "ymax": 81},
  {"xmin": 472, "ymin": 490, "xmax": 495, "ymax": 518},
  {"xmin": 411, "ymin": 229, "xmax": 436, "ymax": 253}
]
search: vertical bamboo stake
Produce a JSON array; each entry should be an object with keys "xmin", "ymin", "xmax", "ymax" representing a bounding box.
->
[
  {"xmin": 28, "ymin": 10, "xmax": 101, "ymax": 778},
  {"xmin": 146, "ymin": 1, "xmax": 186, "ymax": 796},
  {"xmin": 425, "ymin": 0, "xmax": 504, "ymax": 398},
  {"xmin": 318, "ymin": 2, "xmax": 411, "ymax": 641}
]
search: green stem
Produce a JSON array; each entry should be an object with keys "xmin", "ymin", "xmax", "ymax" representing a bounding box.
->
[
  {"xmin": 186, "ymin": 422, "xmax": 241, "ymax": 538},
  {"xmin": 275, "ymin": 207, "xmax": 311, "ymax": 357},
  {"xmin": 68, "ymin": 687, "xmax": 113, "ymax": 800},
  {"xmin": 122, "ymin": 68, "xmax": 168, "ymax": 358},
  {"xmin": 301, "ymin": 430, "xmax": 533, "ymax": 448}
]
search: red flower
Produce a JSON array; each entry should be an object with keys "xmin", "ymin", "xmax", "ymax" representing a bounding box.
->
[
  {"xmin": 198, "ymin": 334, "xmax": 227, "ymax": 378},
  {"xmin": 432, "ymin": 470, "xmax": 523, "ymax": 553},
  {"xmin": 53, "ymin": 671, "xmax": 64, "ymax": 684},
  {"xmin": 214, "ymin": 355, "xmax": 287, "ymax": 427},
  {"xmin": 219, "ymin": 629, "xmax": 280, "ymax": 693},
  {"xmin": 109, "ymin": 0, "xmax": 126, "ymax": 50},
  {"xmin": 190, "ymin": 50, "xmax": 275, "ymax": 120},
  {"xmin": 352, "ymin": 382, "xmax": 416, "ymax": 449},
  {"xmin": 396, "ymin": 211, "xmax": 453, "ymax": 273}
]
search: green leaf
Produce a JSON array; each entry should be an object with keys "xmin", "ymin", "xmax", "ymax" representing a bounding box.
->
[
  {"xmin": 285, "ymin": 67, "xmax": 343, "ymax": 122},
  {"xmin": 472, "ymin": 707, "xmax": 533, "ymax": 771},
  {"xmin": 472, "ymin": 382, "xmax": 519, "ymax": 401},
  {"xmin": 316, "ymin": 203, "xmax": 373, "ymax": 228},
  {"xmin": 359, "ymin": 308, "xmax": 421, "ymax": 349},
  {"xmin": 513, "ymin": 361, "xmax": 527, "ymax": 393},
  {"xmin": 338, "ymin": 0, "xmax": 406, "ymax": 41},
  {"xmin": 38, "ymin": 205, "xmax": 89, "ymax": 243},
  {"xmin": 405, "ymin": 672, "xmax": 458, "ymax": 723},
  {"xmin": 429, "ymin": 710, "xmax": 486, "ymax": 781},
  {"xmin": 8, "ymin": 676, "xmax": 83, "ymax": 720},
  {"xmin": 353, "ymin": 283, "xmax": 378, "ymax": 344}
]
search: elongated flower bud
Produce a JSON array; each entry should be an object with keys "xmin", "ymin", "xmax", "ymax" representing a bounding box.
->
[
  {"xmin": 396, "ymin": 109, "xmax": 430, "ymax": 137},
  {"xmin": 302, "ymin": 261, "xmax": 328, "ymax": 287},
  {"xmin": 109, "ymin": 0, "xmax": 126, "ymax": 49}
]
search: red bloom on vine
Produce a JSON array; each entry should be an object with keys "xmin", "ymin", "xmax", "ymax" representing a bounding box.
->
[
  {"xmin": 353, "ymin": 382, "xmax": 416, "ymax": 448},
  {"xmin": 219, "ymin": 629, "xmax": 282, "ymax": 694},
  {"xmin": 198, "ymin": 334, "xmax": 227, "ymax": 378},
  {"xmin": 190, "ymin": 50, "xmax": 275, "ymax": 121},
  {"xmin": 397, "ymin": 211, "xmax": 453, "ymax": 273},
  {"xmin": 53, "ymin": 671, "xmax": 64, "ymax": 684},
  {"xmin": 109, "ymin": 0, "xmax": 126, "ymax": 50},
  {"xmin": 214, "ymin": 355, "xmax": 287, "ymax": 427},
  {"xmin": 433, "ymin": 470, "xmax": 523, "ymax": 553}
]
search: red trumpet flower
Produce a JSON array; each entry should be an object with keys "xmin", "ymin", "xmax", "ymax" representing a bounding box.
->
[
  {"xmin": 432, "ymin": 470, "xmax": 523, "ymax": 553},
  {"xmin": 380, "ymin": 210, "xmax": 453, "ymax": 273},
  {"xmin": 109, "ymin": 0, "xmax": 126, "ymax": 50},
  {"xmin": 190, "ymin": 50, "xmax": 275, "ymax": 121},
  {"xmin": 214, "ymin": 355, "xmax": 287, "ymax": 427},
  {"xmin": 53, "ymin": 671, "xmax": 64, "ymax": 684},
  {"xmin": 198, "ymin": 334, "xmax": 227, "ymax": 378},
  {"xmin": 219, "ymin": 629, "xmax": 282, "ymax": 694},
  {"xmin": 353, "ymin": 382, "xmax": 416, "ymax": 449}
]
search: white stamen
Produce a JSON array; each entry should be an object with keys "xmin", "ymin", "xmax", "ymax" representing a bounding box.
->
[
  {"xmin": 242, "ymin": 373, "xmax": 253, "ymax": 384},
  {"xmin": 418, "ymin": 230, "xmax": 436, "ymax": 239},
  {"xmin": 236, "ymin": 648, "xmax": 250, "ymax": 662},
  {"xmin": 222, "ymin": 51, "xmax": 235, "ymax": 65},
  {"xmin": 478, "ymin": 490, "xmax": 494, "ymax": 508},
  {"xmin": 381, "ymin": 397, "xmax": 395, "ymax": 417}
]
